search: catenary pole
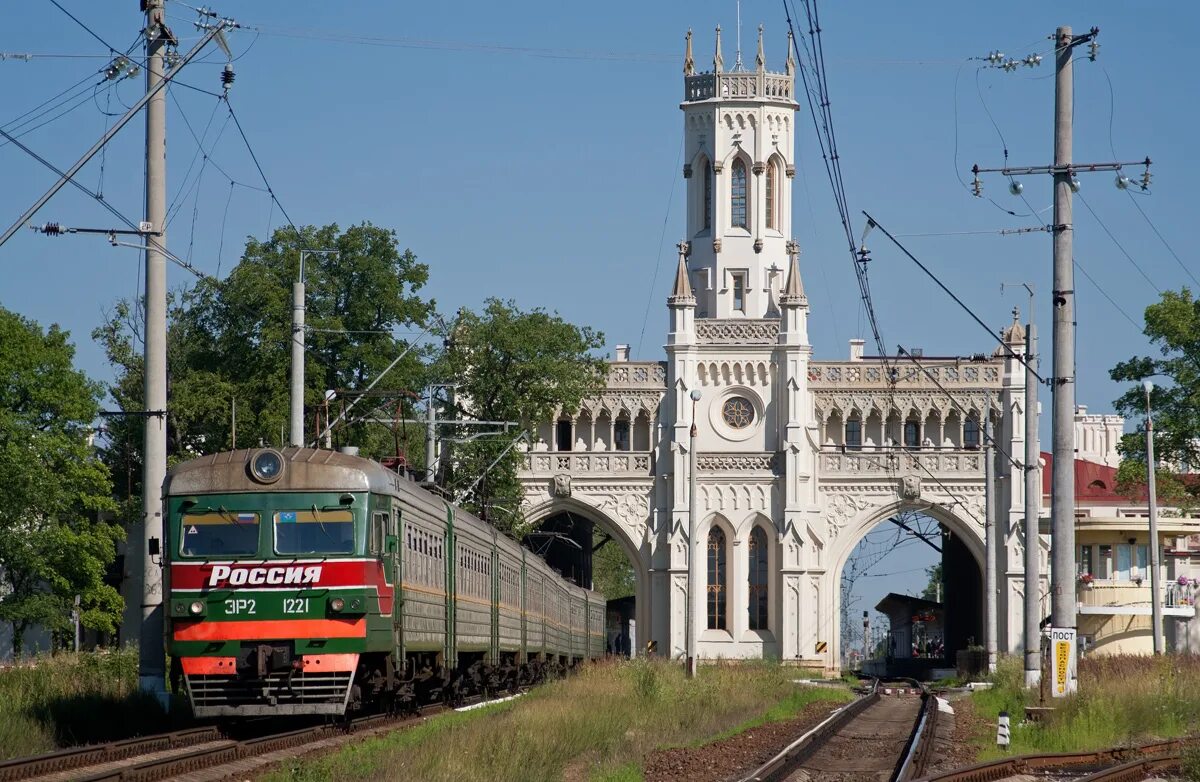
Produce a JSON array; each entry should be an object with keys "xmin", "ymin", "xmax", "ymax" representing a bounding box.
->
[
  {"xmin": 1024, "ymin": 321, "xmax": 1042, "ymax": 685},
  {"xmin": 1144, "ymin": 381, "xmax": 1164, "ymax": 654},
  {"xmin": 138, "ymin": 0, "xmax": 169, "ymax": 699},
  {"xmin": 290, "ymin": 262, "xmax": 306, "ymax": 447},
  {"xmin": 686, "ymin": 390, "xmax": 701, "ymax": 678},
  {"xmin": 1049, "ymin": 25, "xmax": 1077, "ymax": 650},
  {"xmin": 985, "ymin": 416, "xmax": 998, "ymax": 673}
]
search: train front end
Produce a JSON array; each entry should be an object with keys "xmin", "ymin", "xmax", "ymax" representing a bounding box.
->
[{"xmin": 164, "ymin": 448, "xmax": 389, "ymax": 717}]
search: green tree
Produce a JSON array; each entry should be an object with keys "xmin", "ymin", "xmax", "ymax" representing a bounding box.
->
[
  {"xmin": 920, "ymin": 562, "xmax": 943, "ymax": 602},
  {"xmin": 0, "ymin": 307, "xmax": 120, "ymax": 654},
  {"xmin": 1109, "ymin": 288, "xmax": 1200, "ymax": 508},
  {"xmin": 592, "ymin": 529, "xmax": 635, "ymax": 600},
  {"xmin": 95, "ymin": 222, "xmax": 435, "ymax": 504},
  {"xmin": 438, "ymin": 299, "xmax": 606, "ymax": 531}
]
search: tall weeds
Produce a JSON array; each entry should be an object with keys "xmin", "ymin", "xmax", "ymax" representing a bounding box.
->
[
  {"xmin": 267, "ymin": 659, "xmax": 850, "ymax": 782},
  {"xmin": 0, "ymin": 649, "xmax": 179, "ymax": 759}
]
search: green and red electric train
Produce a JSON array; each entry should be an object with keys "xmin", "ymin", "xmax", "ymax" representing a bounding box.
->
[{"xmin": 164, "ymin": 447, "xmax": 606, "ymax": 717}]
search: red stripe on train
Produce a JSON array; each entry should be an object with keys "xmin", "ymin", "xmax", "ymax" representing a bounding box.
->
[
  {"xmin": 173, "ymin": 617, "xmax": 366, "ymax": 642},
  {"xmin": 170, "ymin": 560, "xmax": 394, "ymax": 612}
]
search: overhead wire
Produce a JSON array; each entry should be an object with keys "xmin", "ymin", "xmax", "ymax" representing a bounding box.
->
[
  {"xmin": 1074, "ymin": 190, "xmax": 1160, "ymax": 294},
  {"xmin": 634, "ymin": 137, "xmax": 683, "ymax": 360}
]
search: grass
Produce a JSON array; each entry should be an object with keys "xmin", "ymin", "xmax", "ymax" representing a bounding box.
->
[
  {"xmin": 0, "ymin": 649, "xmax": 185, "ymax": 760},
  {"xmin": 263, "ymin": 659, "xmax": 853, "ymax": 782},
  {"xmin": 970, "ymin": 655, "xmax": 1200, "ymax": 760}
]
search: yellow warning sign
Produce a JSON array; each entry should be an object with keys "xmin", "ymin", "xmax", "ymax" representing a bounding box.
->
[
  {"xmin": 1049, "ymin": 627, "xmax": 1077, "ymax": 698},
  {"xmin": 815, "ymin": 641, "xmax": 827, "ymax": 654}
]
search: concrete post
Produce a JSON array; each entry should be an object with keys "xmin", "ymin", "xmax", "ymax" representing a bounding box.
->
[
  {"xmin": 1145, "ymin": 381, "xmax": 1164, "ymax": 654},
  {"xmin": 1024, "ymin": 323, "xmax": 1042, "ymax": 685}
]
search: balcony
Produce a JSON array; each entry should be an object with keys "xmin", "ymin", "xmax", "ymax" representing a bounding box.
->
[
  {"xmin": 522, "ymin": 451, "xmax": 652, "ymax": 477},
  {"xmin": 683, "ymin": 71, "xmax": 795, "ymax": 102},
  {"xmin": 1077, "ymin": 580, "xmax": 1197, "ymax": 618}
]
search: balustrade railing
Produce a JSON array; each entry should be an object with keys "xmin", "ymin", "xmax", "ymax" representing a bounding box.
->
[
  {"xmin": 683, "ymin": 71, "xmax": 795, "ymax": 102},
  {"xmin": 818, "ymin": 448, "xmax": 983, "ymax": 476},
  {"xmin": 1077, "ymin": 579, "xmax": 1198, "ymax": 612},
  {"xmin": 522, "ymin": 451, "xmax": 652, "ymax": 476}
]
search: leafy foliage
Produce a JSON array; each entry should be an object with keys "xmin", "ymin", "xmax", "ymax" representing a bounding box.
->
[
  {"xmin": 437, "ymin": 299, "xmax": 606, "ymax": 531},
  {"xmin": 592, "ymin": 528, "xmax": 636, "ymax": 600},
  {"xmin": 1109, "ymin": 288, "xmax": 1200, "ymax": 508},
  {"xmin": 920, "ymin": 562, "xmax": 943, "ymax": 602},
  {"xmin": 0, "ymin": 307, "xmax": 119, "ymax": 654},
  {"xmin": 94, "ymin": 222, "xmax": 435, "ymax": 504}
]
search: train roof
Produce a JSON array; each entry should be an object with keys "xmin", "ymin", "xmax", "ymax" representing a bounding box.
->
[{"xmin": 164, "ymin": 447, "xmax": 406, "ymax": 496}]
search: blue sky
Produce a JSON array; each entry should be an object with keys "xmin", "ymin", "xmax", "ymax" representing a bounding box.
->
[{"xmin": 2, "ymin": 1, "xmax": 1195, "ymax": 615}]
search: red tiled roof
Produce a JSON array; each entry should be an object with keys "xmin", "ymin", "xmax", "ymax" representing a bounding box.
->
[{"xmin": 1040, "ymin": 451, "xmax": 1145, "ymax": 505}]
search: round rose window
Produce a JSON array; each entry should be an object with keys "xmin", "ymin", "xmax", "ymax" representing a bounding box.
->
[{"xmin": 721, "ymin": 396, "xmax": 754, "ymax": 429}]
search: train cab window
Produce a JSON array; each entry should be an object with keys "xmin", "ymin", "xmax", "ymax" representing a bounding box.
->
[
  {"xmin": 370, "ymin": 512, "xmax": 386, "ymax": 554},
  {"xmin": 180, "ymin": 510, "xmax": 260, "ymax": 556},
  {"xmin": 274, "ymin": 509, "xmax": 355, "ymax": 555}
]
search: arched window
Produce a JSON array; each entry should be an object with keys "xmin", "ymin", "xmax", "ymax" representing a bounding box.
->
[
  {"xmin": 707, "ymin": 527, "xmax": 727, "ymax": 630},
  {"xmin": 748, "ymin": 527, "xmax": 769, "ymax": 630},
  {"xmin": 765, "ymin": 161, "xmax": 778, "ymax": 230},
  {"xmin": 731, "ymin": 159, "xmax": 748, "ymax": 229},
  {"xmin": 703, "ymin": 164, "xmax": 713, "ymax": 231},
  {"xmin": 904, "ymin": 420, "xmax": 920, "ymax": 449}
]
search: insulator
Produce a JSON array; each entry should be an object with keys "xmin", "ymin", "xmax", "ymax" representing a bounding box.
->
[
  {"xmin": 1088, "ymin": 40, "xmax": 1100, "ymax": 61},
  {"xmin": 221, "ymin": 63, "xmax": 235, "ymax": 91},
  {"xmin": 41, "ymin": 222, "xmax": 63, "ymax": 235},
  {"xmin": 1141, "ymin": 170, "xmax": 1153, "ymax": 190},
  {"xmin": 972, "ymin": 177, "xmax": 983, "ymax": 197}
]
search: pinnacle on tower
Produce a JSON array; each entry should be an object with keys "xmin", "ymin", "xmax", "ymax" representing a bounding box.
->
[
  {"xmin": 670, "ymin": 241, "xmax": 694, "ymax": 301},
  {"xmin": 786, "ymin": 29, "xmax": 796, "ymax": 76},
  {"xmin": 713, "ymin": 25, "xmax": 724, "ymax": 73},
  {"xmin": 684, "ymin": 28, "xmax": 695, "ymax": 76},
  {"xmin": 781, "ymin": 240, "xmax": 806, "ymax": 302},
  {"xmin": 755, "ymin": 24, "xmax": 765, "ymax": 71}
]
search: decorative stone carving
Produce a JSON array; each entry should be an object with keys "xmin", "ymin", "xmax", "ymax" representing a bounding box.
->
[
  {"xmin": 695, "ymin": 319, "xmax": 780, "ymax": 345},
  {"xmin": 682, "ymin": 163, "xmax": 693, "ymax": 178},
  {"xmin": 753, "ymin": 238, "xmax": 764, "ymax": 253},
  {"xmin": 899, "ymin": 474, "xmax": 922, "ymax": 500},
  {"xmin": 713, "ymin": 238, "xmax": 722, "ymax": 253},
  {"xmin": 822, "ymin": 492, "xmax": 872, "ymax": 540},
  {"xmin": 697, "ymin": 452, "xmax": 779, "ymax": 472},
  {"xmin": 553, "ymin": 474, "xmax": 571, "ymax": 498}
]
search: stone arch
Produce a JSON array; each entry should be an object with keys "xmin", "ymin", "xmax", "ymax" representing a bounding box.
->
[
  {"xmin": 523, "ymin": 495, "xmax": 651, "ymax": 653},
  {"xmin": 824, "ymin": 497, "xmax": 985, "ymax": 672}
]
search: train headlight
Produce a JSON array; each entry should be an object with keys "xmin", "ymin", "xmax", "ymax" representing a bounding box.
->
[
  {"xmin": 329, "ymin": 597, "xmax": 346, "ymax": 613},
  {"xmin": 189, "ymin": 600, "xmax": 205, "ymax": 615},
  {"xmin": 249, "ymin": 448, "xmax": 285, "ymax": 484}
]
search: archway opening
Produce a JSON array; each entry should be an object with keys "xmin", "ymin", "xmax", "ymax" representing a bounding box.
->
[
  {"xmin": 524, "ymin": 510, "xmax": 640, "ymax": 658},
  {"xmin": 838, "ymin": 509, "xmax": 982, "ymax": 678}
]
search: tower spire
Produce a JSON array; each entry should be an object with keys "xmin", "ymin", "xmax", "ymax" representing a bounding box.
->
[
  {"xmin": 755, "ymin": 23, "xmax": 765, "ymax": 71},
  {"xmin": 714, "ymin": 25, "xmax": 724, "ymax": 73},
  {"xmin": 785, "ymin": 29, "xmax": 796, "ymax": 76},
  {"xmin": 670, "ymin": 241, "xmax": 694, "ymax": 300},
  {"xmin": 683, "ymin": 28, "xmax": 695, "ymax": 76},
  {"xmin": 733, "ymin": 0, "xmax": 744, "ymax": 71}
]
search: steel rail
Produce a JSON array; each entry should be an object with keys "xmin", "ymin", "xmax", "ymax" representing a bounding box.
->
[
  {"xmin": 0, "ymin": 726, "xmax": 221, "ymax": 782},
  {"xmin": 895, "ymin": 687, "xmax": 939, "ymax": 781},
  {"xmin": 914, "ymin": 736, "xmax": 1194, "ymax": 782},
  {"xmin": 1078, "ymin": 753, "xmax": 1180, "ymax": 782}
]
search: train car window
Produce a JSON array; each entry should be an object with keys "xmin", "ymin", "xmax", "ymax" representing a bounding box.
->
[
  {"xmin": 273, "ymin": 509, "xmax": 355, "ymax": 555},
  {"xmin": 179, "ymin": 511, "xmax": 259, "ymax": 556},
  {"xmin": 370, "ymin": 512, "xmax": 386, "ymax": 554}
]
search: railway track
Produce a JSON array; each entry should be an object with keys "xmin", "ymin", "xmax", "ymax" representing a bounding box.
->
[
  {"xmin": 738, "ymin": 678, "xmax": 940, "ymax": 782},
  {"xmin": 913, "ymin": 736, "xmax": 1193, "ymax": 782},
  {"xmin": 0, "ymin": 691, "xmax": 522, "ymax": 782}
]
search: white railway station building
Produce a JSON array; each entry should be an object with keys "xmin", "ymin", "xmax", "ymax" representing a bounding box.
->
[{"xmin": 516, "ymin": 26, "xmax": 1047, "ymax": 671}]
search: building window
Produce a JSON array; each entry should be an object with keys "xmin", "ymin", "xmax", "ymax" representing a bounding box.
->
[
  {"xmin": 722, "ymin": 396, "xmax": 754, "ymax": 429},
  {"xmin": 1115, "ymin": 543, "xmax": 1149, "ymax": 581},
  {"xmin": 703, "ymin": 164, "xmax": 713, "ymax": 231},
  {"xmin": 707, "ymin": 527, "xmax": 727, "ymax": 630},
  {"xmin": 765, "ymin": 161, "xmax": 778, "ymax": 230},
  {"xmin": 748, "ymin": 527, "xmax": 769, "ymax": 630},
  {"xmin": 613, "ymin": 419, "xmax": 630, "ymax": 451},
  {"xmin": 731, "ymin": 159, "xmax": 748, "ymax": 229},
  {"xmin": 1079, "ymin": 544, "xmax": 1093, "ymax": 576},
  {"xmin": 904, "ymin": 420, "xmax": 920, "ymax": 449},
  {"xmin": 556, "ymin": 419, "xmax": 572, "ymax": 451},
  {"xmin": 845, "ymin": 418, "xmax": 862, "ymax": 450},
  {"xmin": 732, "ymin": 272, "xmax": 746, "ymax": 313},
  {"xmin": 964, "ymin": 416, "xmax": 980, "ymax": 449}
]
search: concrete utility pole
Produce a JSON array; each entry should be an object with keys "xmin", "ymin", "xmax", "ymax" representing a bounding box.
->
[
  {"xmin": 425, "ymin": 386, "xmax": 437, "ymax": 482},
  {"xmin": 686, "ymin": 388, "xmax": 702, "ymax": 678},
  {"xmin": 139, "ymin": 0, "xmax": 170, "ymax": 698},
  {"xmin": 290, "ymin": 249, "xmax": 337, "ymax": 447},
  {"xmin": 984, "ymin": 416, "xmax": 998, "ymax": 673},
  {"xmin": 971, "ymin": 28, "xmax": 1151, "ymax": 687},
  {"xmin": 1025, "ymin": 320, "xmax": 1042, "ymax": 685},
  {"xmin": 1048, "ymin": 25, "xmax": 1077, "ymax": 645},
  {"xmin": 1144, "ymin": 380, "xmax": 1164, "ymax": 654}
]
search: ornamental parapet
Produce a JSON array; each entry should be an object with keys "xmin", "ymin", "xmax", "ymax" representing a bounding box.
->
[
  {"xmin": 607, "ymin": 361, "xmax": 667, "ymax": 389},
  {"xmin": 697, "ymin": 452, "xmax": 780, "ymax": 473},
  {"xmin": 818, "ymin": 448, "xmax": 983, "ymax": 477},
  {"xmin": 696, "ymin": 319, "xmax": 779, "ymax": 345},
  {"xmin": 522, "ymin": 451, "xmax": 652, "ymax": 477},
  {"xmin": 808, "ymin": 359, "xmax": 1001, "ymax": 388},
  {"xmin": 684, "ymin": 71, "xmax": 795, "ymax": 102}
]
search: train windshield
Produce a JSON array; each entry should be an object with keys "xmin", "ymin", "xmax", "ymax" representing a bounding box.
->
[
  {"xmin": 274, "ymin": 509, "xmax": 356, "ymax": 555},
  {"xmin": 180, "ymin": 510, "xmax": 260, "ymax": 556}
]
